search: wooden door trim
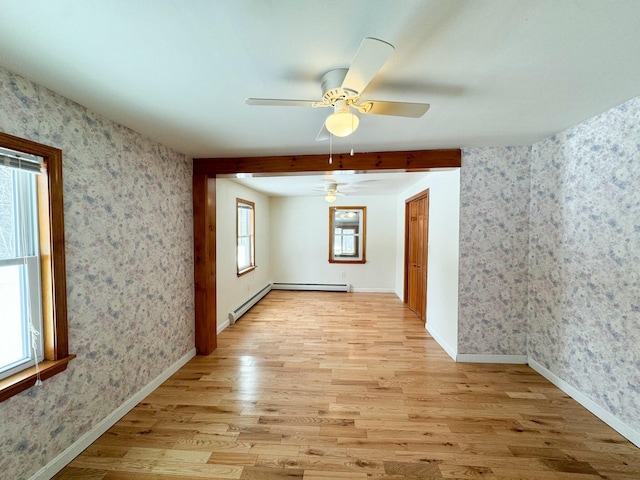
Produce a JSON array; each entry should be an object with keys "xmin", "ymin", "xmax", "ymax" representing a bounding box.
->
[
  {"xmin": 404, "ymin": 189, "xmax": 430, "ymax": 316},
  {"xmin": 193, "ymin": 150, "xmax": 460, "ymax": 355},
  {"xmin": 406, "ymin": 189, "xmax": 431, "ymax": 204},
  {"xmin": 403, "ymin": 201, "xmax": 410, "ymax": 304}
]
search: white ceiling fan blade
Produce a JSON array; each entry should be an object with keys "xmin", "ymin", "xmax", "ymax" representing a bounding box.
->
[
  {"xmin": 245, "ymin": 98, "xmax": 320, "ymax": 107},
  {"xmin": 315, "ymin": 124, "xmax": 330, "ymax": 141},
  {"xmin": 358, "ymin": 100, "xmax": 430, "ymax": 118},
  {"xmin": 341, "ymin": 37, "xmax": 394, "ymax": 94}
]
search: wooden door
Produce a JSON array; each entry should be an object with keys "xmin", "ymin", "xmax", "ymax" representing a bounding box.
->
[{"xmin": 405, "ymin": 190, "xmax": 429, "ymax": 322}]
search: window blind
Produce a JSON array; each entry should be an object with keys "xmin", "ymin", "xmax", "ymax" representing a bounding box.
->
[{"xmin": 0, "ymin": 147, "xmax": 43, "ymax": 174}]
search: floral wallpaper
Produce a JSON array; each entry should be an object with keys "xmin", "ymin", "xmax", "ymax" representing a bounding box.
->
[
  {"xmin": 458, "ymin": 96, "xmax": 640, "ymax": 434},
  {"xmin": 0, "ymin": 67, "xmax": 194, "ymax": 479},
  {"xmin": 528, "ymin": 97, "xmax": 640, "ymax": 433},
  {"xmin": 458, "ymin": 146, "xmax": 531, "ymax": 355}
]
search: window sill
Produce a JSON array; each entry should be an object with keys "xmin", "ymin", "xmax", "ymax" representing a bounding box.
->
[
  {"xmin": 0, "ymin": 355, "xmax": 75, "ymax": 402},
  {"xmin": 237, "ymin": 266, "xmax": 256, "ymax": 277}
]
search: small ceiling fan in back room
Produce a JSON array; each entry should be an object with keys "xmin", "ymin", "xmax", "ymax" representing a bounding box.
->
[
  {"xmin": 246, "ymin": 37, "xmax": 431, "ymax": 141},
  {"xmin": 312, "ymin": 180, "xmax": 351, "ymax": 203}
]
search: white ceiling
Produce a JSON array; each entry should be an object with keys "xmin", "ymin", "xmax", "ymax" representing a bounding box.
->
[
  {"xmin": 1, "ymin": 1, "xmax": 640, "ymax": 196},
  {"xmin": 228, "ymin": 170, "xmax": 433, "ymax": 198},
  {"xmin": 2, "ymin": 0, "xmax": 640, "ymax": 159}
]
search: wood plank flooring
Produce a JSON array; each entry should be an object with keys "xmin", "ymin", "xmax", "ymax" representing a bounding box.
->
[{"xmin": 55, "ymin": 291, "xmax": 640, "ymax": 479}]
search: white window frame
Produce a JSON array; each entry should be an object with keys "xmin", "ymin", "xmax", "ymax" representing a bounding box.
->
[{"xmin": 0, "ymin": 258, "xmax": 43, "ymax": 379}]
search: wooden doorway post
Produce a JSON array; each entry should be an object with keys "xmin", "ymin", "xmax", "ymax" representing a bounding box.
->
[{"xmin": 193, "ymin": 174, "xmax": 217, "ymax": 354}]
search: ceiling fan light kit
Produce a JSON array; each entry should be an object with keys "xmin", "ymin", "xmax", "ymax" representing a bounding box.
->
[
  {"xmin": 323, "ymin": 181, "xmax": 343, "ymax": 203},
  {"xmin": 325, "ymin": 100, "xmax": 360, "ymax": 137},
  {"xmin": 246, "ymin": 37, "xmax": 430, "ymax": 140}
]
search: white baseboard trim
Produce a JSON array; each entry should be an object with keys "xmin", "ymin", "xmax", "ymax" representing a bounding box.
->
[
  {"xmin": 350, "ymin": 287, "xmax": 395, "ymax": 293},
  {"xmin": 29, "ymin": 348, "xmax": 197, "ymax": 480},
  {"xmin": 456, "ymin": 353, "xmax": 528, "ymax": 364},
  {"xmin": 528, "ymin": 357, "xmax": 640, "ymax": 448},
  {"xmin": 271, "ymin": 282, "xmax": 350, "ymax": 292},
  {"xmin": 217, "ymin": 318, "xmax": 230, "ymax": 334},
  {"xmin": 425, "ymin": 323, "xmax": 457, "ymax": 361}
]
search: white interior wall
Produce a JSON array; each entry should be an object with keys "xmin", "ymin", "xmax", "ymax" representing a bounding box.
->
[
  {"xmin": 269, "ymin": 194, "xmax": 397, "ymax": 292},
  {"xmin": 395, "ymin": 170, "xmax": 461, "ymax": 358},
  {"xmin": 216, "ymin": 178, "xmax": 271, "ymax": 331},
  {"xmin": 217, "ymin": 173, "xmax": 459, "ymax": 336}
]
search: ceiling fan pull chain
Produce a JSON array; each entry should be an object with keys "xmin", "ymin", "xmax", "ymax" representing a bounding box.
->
[
  {"xmin": 350, "ymin": 114, "xmax": 355, "ymax": 156},
  {"xmin": 329, "ymin": 133, "xmax": 333, "ymax": 164},
  {"xmin": 350, "ymin": 131, "xmax": 354, "ymax": 156}
]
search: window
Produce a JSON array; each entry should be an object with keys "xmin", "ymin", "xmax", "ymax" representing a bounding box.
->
[
  {"xmin": 0, "ymin": 132, "xmax": 73, "ymax": 402},
  {"xmin": 0, "ymin": 157, "xmax": 44, "ymax": 381},
  {"xmin": 329, "ymin": 206, "xmax": 366, "ymax": 264},
  {"xmin": 236, "ymin": 198, "xmax": 255, "ymax": 275}
]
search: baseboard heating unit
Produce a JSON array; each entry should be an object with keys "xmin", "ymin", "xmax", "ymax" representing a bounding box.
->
[
  {"xmin": 271, "ymin": 282, "xmax": 350, "ymax": 292},
  {"xmin": 228, "ymin": 283, "xmax": 272, "ymax": 324},
  {"xmin": 228, "ymin": 282, "xmax": 351, "ymax": 325}
]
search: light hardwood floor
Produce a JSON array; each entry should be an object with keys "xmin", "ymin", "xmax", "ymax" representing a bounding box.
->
[{"xmin": 55, "ymin": 291, "xmax": 640, "ymax": 479}]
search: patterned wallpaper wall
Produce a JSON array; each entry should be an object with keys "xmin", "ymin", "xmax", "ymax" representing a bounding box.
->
[
  {"xmin": 528, "ymin": 97, "xmax": 640, "ymax": 432},
  {"xmin": 458, "ymin": 97, "xmax": 639, "ymax": 432},
  {"xmin": 458, "ymin": 146, "xmax": 531, "ymax": 355},
  {"xmin": 0, "ymin": 67, "xmax": 195, "ymax": 479}
]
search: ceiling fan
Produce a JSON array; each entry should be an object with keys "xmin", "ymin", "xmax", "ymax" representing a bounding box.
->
[
  {"xmin": 246, "ymin": 37, "xmax": 431, "ymax": 141},
  {"xmin": 312, "ymin": 180, "xmax": 351, "ymax": 203}
]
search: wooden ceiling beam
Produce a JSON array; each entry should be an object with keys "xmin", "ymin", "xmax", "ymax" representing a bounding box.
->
[{"xmin": 193, "ymin": 149, "xmax": 461, "ymax": 176}]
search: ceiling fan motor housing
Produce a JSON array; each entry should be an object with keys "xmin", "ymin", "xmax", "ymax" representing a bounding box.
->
[
  {"xmin": 325, "ymin": 182, "xmax": 338, "ymax": 192},
  {"xmin": 321, "ymin": 68, "xmax": 360, "ymax": 107}
]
